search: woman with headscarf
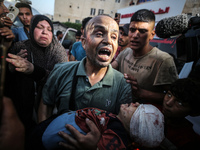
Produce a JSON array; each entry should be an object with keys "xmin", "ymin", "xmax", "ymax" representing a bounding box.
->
[{"xmin": 5, "ymin": 15, "xmax": 68, "ymax": 139}]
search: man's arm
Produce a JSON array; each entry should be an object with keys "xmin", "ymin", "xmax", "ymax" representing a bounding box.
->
[
  {"xmin": 69, "ymin": 54, "xmax": 76, "ymax": 61},
  {"xmin": 38, "ymin": 99, "xmax": 53, "ymax": 123},
  {"xmin": 58, "ymin": 118, "xmax": 101, "ymax": 150},
  {"xmin": 0, "ymin": 27, "xmax": 15, "ymax": 49},
  {"xmin": 0, "ymin": 97, "xmax": 25, "ymax": 150},
  {"xmin": 111, "ymin": 60, "xmax": 119, "ymax": 70}
]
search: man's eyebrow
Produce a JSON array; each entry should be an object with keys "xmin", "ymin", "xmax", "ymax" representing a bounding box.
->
[
  {"xmin": 93, "ymin": 25, "xmax": 105, "ymax": 30},
  {"xmin": 93, "ymin": 25, "xmax": 118, "ymax": 33}
]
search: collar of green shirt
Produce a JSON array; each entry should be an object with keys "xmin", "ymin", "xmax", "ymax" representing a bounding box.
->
[{"xmin": 76, "ymin": 58, "xmax": 114, "ymax": 86}]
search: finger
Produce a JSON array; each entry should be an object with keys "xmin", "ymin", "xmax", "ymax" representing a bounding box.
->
[
  {"xmin": 15, "ymin": 67, "xmax": 26, "ymax": 72},
  {"xmin": 85, "ymin": 118, "xmax": 100, "ymax": 135},
  {"xmin": 66, "ymin": 124, "xmax": 84, "ymax": 140},
  {"xmin": 135, "ymin": 102, "xmax": 140, "ymax": 106},
  {"xmin": 6, "ymin": 57, "xmax": 25, "ymax": 70},
  {"xmin": 131, "ymin": 85, "xmax": 138, "ymax": 90},
  {"xmin": 3, "ymin": 22, "xmax": 12, "ymax": 27},
  {"xmin": 1, "ymin": 31, "xmax": 11, "ymax": 37},
  {"xmin": 58, "ymin": 131, "xmax": 78, "ymax": 149},
  {"xmin": 126, "ymin": 79, "xmax": 137, "ymax": 85},
  {"xmin": 124, "ymin": 73, "xmax": 137, "ymax": 81},
  {"xmin": 5, "ymin": 58, "xmax": 18, "ymax": 66},
  {"xmin": 58, "ymin": 142, "xmax": 76, "ymax": 150},
  {"xmin": 17, "ymin": 51, "xmax": 27, "ymax": 58},
  {"xmin": 4, "ymin": 16, "xmax": 12, "ymax": 22},
  {"xmin": 6, "ymin": 35, "xmax": 15, "ymax": 39},
  {"xmin": 18, "ymin": 49, "xmax": 27, "ymax": 54},
  {"xmin": 7, "ymin": 53, "xmax": 20, "ymax": 59}
]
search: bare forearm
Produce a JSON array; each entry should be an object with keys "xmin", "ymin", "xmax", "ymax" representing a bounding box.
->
[
  {"xmin": 37, "ymin": 100, "xmax": 52, "ymax": 123},
  {"xmin": 138, "ymin": 89, "xmax": 165, "ymax": 103}
]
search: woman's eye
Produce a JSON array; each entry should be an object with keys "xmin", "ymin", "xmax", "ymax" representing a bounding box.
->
[{"xmin": 36, "ymin": 26, "xmax": 43, "ymax": 29}]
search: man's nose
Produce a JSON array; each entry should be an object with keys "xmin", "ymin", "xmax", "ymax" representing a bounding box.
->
[
  {"xmin": 131, "ymin": 30, "xmax": 139, "ymax": 38},
  {"xmin": 103, "ymin": 34, "xmax": 112, "ymax": 45},
  {"xmin": 165, "ymin": 98, "xmax": 175, "ymax": 107},
  {"xmin": 3, "ymin": 4, "xmax": 9, "ymax": 13},
  {"xmin": 23, "ymin": 14, "xmax": 27, "ymax": 19}
]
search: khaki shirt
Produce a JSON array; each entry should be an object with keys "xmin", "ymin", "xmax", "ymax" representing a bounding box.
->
[{"xmin": 116, "ymin": 47, "xmax": 179, "ymax": 93}]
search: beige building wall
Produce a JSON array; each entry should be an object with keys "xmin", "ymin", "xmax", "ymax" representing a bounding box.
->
[
  {"xmin": 182, "ymin": 0, "xmax": 200, "ymax": 16},
  {"xmin": 54, "ymin": 0, "xmax": 200, "ymax": 23},
  {"xmin": 54, "ymin": 0, "xmax": 130, "ymax": 23}
]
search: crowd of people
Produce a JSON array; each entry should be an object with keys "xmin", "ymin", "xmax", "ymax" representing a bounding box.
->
[{"xmin": 0, "ymin": 0, "xmax": 200, "ymax": 150}]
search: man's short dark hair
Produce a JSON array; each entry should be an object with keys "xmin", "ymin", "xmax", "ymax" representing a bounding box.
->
[
  {"xmin": 131, "ymin": 9, "xmax": 155, "ymax": 23},
  {"xmin": 82, "ymin": 17, "xmax": 92, "ymax": 29},
  {"xmin": 76, "ymin": 30, "xmax": 82, "ymax": 37},
  {"xmin": 170, "ymin": 78, "xmax": 200, "ymax": 115},
  {"xmin": 15, "ymin": 2, "xmax": 32, "ymax": 13},
  {"xmin": 56, "ymin": 30, "xmax": 62, "ymax": 36}
]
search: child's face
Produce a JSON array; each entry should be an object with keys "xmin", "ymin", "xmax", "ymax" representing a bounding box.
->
[
  {"xmin": 117, "ymin": 103, "xmax": 139, "ymax": 130},
  {"xmin": 162, "ymin": 91, "xmax": 191, "ymax": 118}
]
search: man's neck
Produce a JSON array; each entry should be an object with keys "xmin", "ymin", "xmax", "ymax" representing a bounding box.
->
[
  {"xmin": 85, "ymin": 60, "xmax": 108, "ymax": 86},
  {"xmin": 133, "ymin": 44, "xmax": 153, "ymax": 57},
  {"xmin": 24, "ymin": 26, "xmax": 30, "ymax": 32},
  {"xmin": 120, "ymin": 45, "xmax": 129, "ymax": 52}
]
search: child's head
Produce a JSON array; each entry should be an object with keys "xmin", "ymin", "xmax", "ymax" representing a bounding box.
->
[
  {"xmin": 117, "ymin": 103, "xmax": 164, "ymax": 148},
  {"xmin": 162, "ymin": 78, "xmax": 200, "ymax": 118},
  {"xmin": 130, "ymin": 104, "xmax": 165, "ymax": 148}
]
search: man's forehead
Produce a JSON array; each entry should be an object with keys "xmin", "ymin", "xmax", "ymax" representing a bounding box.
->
[
  {"xmin": 130, "ymin": 21, "xmax": 154, "ymax": 29},
  {"xmin": 92, "ymin": 24, "xmax": 118, "ymax": 33},
  {"xmin": 88, "ymin": 19, "xmax": 118, "ymax": 32}
]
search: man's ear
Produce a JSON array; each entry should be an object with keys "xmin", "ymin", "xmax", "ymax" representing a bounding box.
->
[
  {"xmin": 150, "ymin": 30, "xmax": 156, "ymax": 40},
  {"xmin": 81, "ymin": 37, "xmax": 86, "ymax": 49}
]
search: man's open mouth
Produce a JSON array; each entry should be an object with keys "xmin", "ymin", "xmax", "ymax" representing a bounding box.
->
[
  {"xmin": 98, "ymin": 48, "xmax": 111, "ymax": 56},
  {"xmin": 97, "ymin": 48, "xmax": 112, "ymax": 62}
]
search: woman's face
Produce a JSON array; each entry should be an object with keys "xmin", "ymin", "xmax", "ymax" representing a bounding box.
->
[{"xmin": 34, "ymin": 20, "xmax": 53, "ymax": 47}]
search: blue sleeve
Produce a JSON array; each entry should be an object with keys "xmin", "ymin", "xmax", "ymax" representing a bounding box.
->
[
  {"xmin": 11, "ymin": 28, "xmax": 18, "ymax": 42},
  {"xmin": 71, "ymin": 42, "xmax": 79, "ymax": 57}
]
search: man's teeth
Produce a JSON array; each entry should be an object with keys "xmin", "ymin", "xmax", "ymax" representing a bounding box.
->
[{"xmin": 99, "ymin": 49, "xmax": 110, "ymax": 55}]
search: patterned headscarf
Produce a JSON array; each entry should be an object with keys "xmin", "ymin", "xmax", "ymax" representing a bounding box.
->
[
  {"xmin": 130, "ymin": 104, "xmax": 165, "ymax": 148},
  {"xmin": 27, "ymin": 15, "xmax": 67, "ymax": 71}
]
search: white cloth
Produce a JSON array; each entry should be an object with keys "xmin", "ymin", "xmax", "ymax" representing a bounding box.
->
[{"xmin": 130, "ymin": 104, "xmax": 165, "ymax": 148}]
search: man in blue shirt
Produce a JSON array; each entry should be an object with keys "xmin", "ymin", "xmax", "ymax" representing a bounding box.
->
[
  {"xmin": 69, "ymin": 17, "xmax": 92, "ymax": 61},
  {"xmin": 12, "ymin": 2, "xmax": 33, "ymax": 42}
]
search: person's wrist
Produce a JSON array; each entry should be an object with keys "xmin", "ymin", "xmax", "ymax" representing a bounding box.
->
[{"xmin": 27, "ymin": 63, "xmax": 34, "ymax": 74}]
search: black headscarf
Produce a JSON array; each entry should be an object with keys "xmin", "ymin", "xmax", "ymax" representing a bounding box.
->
[{"xmin": 30, "ymin": 15, "xmax": 54, "ymax": 47}]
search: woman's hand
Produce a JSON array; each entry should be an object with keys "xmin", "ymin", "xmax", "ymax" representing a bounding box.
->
[{"xmin": 6, "ymin": 53, "xmax": 34, "ymax": 74}]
